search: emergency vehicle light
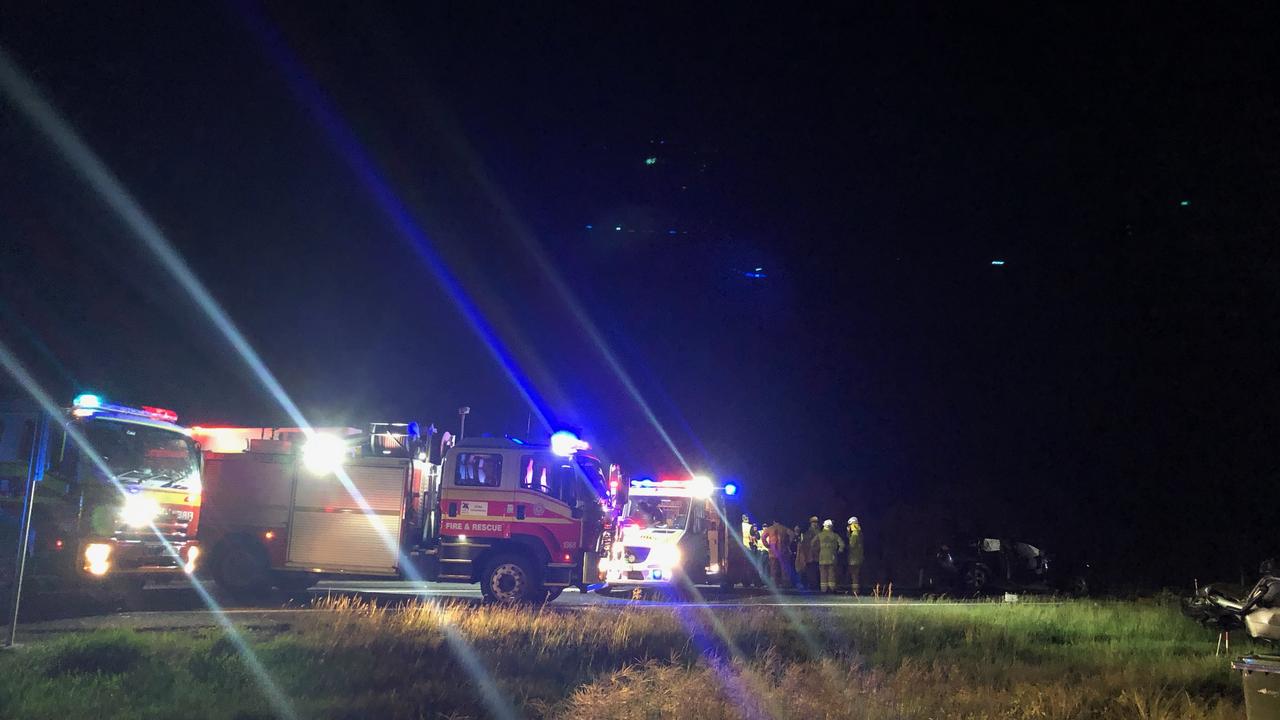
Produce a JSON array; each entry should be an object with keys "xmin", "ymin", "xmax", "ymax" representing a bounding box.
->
[
  {"xmin": 72, "ymin": 394, "xmax": 180, "ymax": 423},
  {"xmin": 141, "ymin": 405, "xmax": 179, "ymax": 423},
  {"xmin": 74, "ymin": 393, "xmax": 102, "ymax": 408},
  {"xmin": 550, "ymin": 430, "xmax": 589, "ymax": 457},
  {"xmin": 690, "ymin": 475, "xmax": 714, "ymax": 499},
  {"xmin": 723, "ymin": 482, "xmax": 739, "ymax": 496}
]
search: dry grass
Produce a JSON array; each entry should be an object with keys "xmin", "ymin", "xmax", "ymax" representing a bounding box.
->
[{"xmin": 0, "ymin": 596, "xmax": 1250, "ymax": 719}]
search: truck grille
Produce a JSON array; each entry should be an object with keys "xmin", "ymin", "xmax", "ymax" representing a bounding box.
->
[{"xmin": 113, "ymin": 509, "xmax": 193, "ymax": 542}]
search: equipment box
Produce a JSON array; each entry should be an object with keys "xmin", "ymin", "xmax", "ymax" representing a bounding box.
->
[{"xmin": 1233, "ymin": 655, "xmax": 1280, "ymax": 720}]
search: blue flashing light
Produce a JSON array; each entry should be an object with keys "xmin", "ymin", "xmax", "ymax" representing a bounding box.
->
[
  {"xmin": 644, "ymin": 157, "xmax": 657, "ymax": 165},
  {"xmin": 73, "ymin": 393, "xmax": 102, "ymax": 408},
  {"xmin": 744, "ymin": 269, "xmax": 767, "ymax": 279},
  {"xmin": 614, "ymin": 225, "xmax": 622, "ymax": 231},
  {"xmin": 723, "ymin": 482, "xmax": 739, "ymax": 496},
  {"xmin": 991, "ymin": 260, "xmax": 1006, "ymax": 266},
  {"xmin": 651, "ymin": 569, "xmax": 663, "ymax": 580},
  {"xmin": 585, "ymin": 224, "xmax": 593, "ymax": 230},
  {"xmin": 550, "ymin": 430, "xmax": 586, "ymax": 457},
  {"xmin": 1179, "ymin": 200, "xmax": 1190, "ymax": 206},
  {"xmin": 667, "ymin": 229, "xmax": 677, "ymax": 235}
]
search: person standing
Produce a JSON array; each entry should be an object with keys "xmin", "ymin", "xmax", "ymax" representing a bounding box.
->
[
  {"xmin": 846, "ymin": 516, "xmax": 864, "ymax": 595},
  {"xmin": 793, "ymin": 523, "xmax": 810, "ymax": 589},
  {"xmin": 804, "ymin": 516, "xmax": 822, "ymax": 590},
  {"xmin": 761, "ymin": 520, "xmax": 794, "ymax": 587},
  {"xmin": 817, "ymin": 519, "xmax": 846, "ymax": 593}
]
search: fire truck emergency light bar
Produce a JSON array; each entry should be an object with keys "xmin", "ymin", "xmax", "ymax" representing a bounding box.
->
[{"xmin": 72, "ymin": 393, "xmax": 179, "ymax": 423}]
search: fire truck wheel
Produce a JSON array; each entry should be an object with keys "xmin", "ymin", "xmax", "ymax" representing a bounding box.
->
[
  {"xmin": 214, "ymin": 538, "xmax": 272, "ymax": 602},
  {"xmin": 274, "ymin": 573, "xmax": 316, "ymax": 599},
  {"xmin": 481, "ymin": 553, "xmax": 540, "ymax": 604}
]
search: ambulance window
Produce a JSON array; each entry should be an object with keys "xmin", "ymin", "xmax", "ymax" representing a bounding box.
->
[{"xmin": 455, "ymin": 453, "xmax": 503, "ymax": 487}]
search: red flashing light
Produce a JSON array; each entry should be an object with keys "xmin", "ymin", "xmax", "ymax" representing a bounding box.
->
[
  {"xmin": 142, "ymin": 406, "xmax": 179, "ymax": 423},
  {"xmin": 54, "ymin": 538, "xmax": 64, "ymax": 550}
]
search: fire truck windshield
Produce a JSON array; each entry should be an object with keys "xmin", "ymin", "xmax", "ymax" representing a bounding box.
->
[
  {"xmin": 628, "ymin": 496, "xmax": 692, "ymax": 530},
  {"xmin": 81, "ymin": 420, "xmax": 200, "ymax": 489}
]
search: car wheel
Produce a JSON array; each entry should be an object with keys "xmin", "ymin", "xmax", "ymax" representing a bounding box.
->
[
  {"xmin": 482, "ymin": 553, "xmax": 539, "ymax": 604},
  {"xmin": 961, "ymin": 564, "xmax": 990, "ymax": 595}
]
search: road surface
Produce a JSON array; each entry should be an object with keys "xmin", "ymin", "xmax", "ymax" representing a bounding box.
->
[{"xmin": 10, "ymin": 580, "xmax": 985, "ymax": 641}]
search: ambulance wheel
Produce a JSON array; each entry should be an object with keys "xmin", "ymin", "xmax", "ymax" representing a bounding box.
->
[
  {"xmin": 214, "ymin": 537, "xmax": 272, "ymax": 603},
  {"xmin": 481, "ymin": 553, "xmax": 539, "ymax": 604}
]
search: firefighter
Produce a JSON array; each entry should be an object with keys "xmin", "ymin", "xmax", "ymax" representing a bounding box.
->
[
  {"xmin": 752, "ymin": 523, "xmax": 767, "ymax": 572},
  {"xmin": 803, "ymin": 516, "xmax": 821, "ymax": 590},
  {"xmin": 790, "ymin": 525, "xmax": 804, "ymax": 588},
  {"xmin": 793, "ymin": 523, "xmax": 809, "ymax": 589},
  {"xmin": 761, "ymin": 520, "xmax": 794, "ymax": 587},
  {"xmin": 846, "ymin": 516, "xmax": 864, "ymax": 595},
  {"xmin": 817, "ymin": 519, "xmax": 845, "ymax": 593}
]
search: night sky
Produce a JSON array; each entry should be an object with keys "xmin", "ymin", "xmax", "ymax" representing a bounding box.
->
[{"xmin": 3, "ymin": 5, "xmax": 1278, "ymax": 589}]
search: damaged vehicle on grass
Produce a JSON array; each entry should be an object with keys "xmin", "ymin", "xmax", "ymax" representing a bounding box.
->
[
  {"xmin": 1182, "ymin": 558, "xmax": 1280, "ymax": 641},
  {"xmin": 925, "ymin": 537, "xmax": 1091, "ymax": 597}
]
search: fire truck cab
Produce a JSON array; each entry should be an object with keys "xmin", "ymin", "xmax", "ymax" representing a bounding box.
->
[
  {"xmin": 431, "ymin": 435, "xmax": 610, "ymax": 600},
  {"xmin": 1, "ymin": 394, "xmax": 202, "ymax": 597},
  {"xmin": 197, "ymin": 424, "xmax": 611, "ymax": 603}
]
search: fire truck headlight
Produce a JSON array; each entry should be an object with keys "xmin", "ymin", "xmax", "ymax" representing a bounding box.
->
[
  {"xmin": 650, "ymin": 545, "xmax": 682, "ymax": 570},
  {"xmin": 84, "ymin": 543, "xmax": 112, "ymax": 576},
  {"xmin": 183, "ymin": 545, "xmax": 200, "ymax": 574},
  {"xmin": 303, "ymin": 433, "xmax": 348, "ymax": 475},
  {"xmin": 121, "ymin": 495, "xmax": 161, "ymax": 528}
]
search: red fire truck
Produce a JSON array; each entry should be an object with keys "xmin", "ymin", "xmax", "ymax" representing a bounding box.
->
[
  {"xmin": 195, "ymin": 424, "xmax": 612, "ymax": 603},
  {"xmin": 2, "ymin": 394, "xmax": 202, "ymax": 599}
]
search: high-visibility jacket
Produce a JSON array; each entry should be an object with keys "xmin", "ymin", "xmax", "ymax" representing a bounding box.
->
[
  {"xmin": 816, "ymin": 528, "xmax": 845, "ymax": 564},
  {"xmin": 847, "ymin": 522, "xmax": 864, "ymax": 564}
]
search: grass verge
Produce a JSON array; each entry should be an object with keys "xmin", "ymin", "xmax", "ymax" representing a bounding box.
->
[{"xmin": 0, "ymin": 597, "xmax": 1250, "ymax": 719}]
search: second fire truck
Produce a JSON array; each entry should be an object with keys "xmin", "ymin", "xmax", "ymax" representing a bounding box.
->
[
  {"xmin": 1, "ymin": 394, "xmax": 202, "ymax": 599},
  {"xmin": 195, "ymin": 424, "xmax": 611, "ymax": 603}
]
